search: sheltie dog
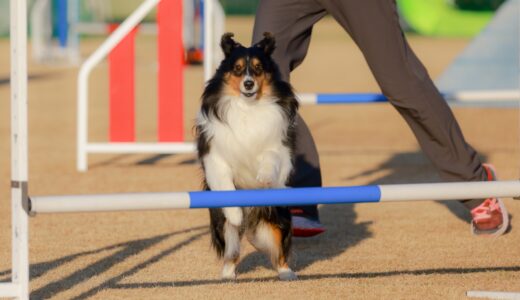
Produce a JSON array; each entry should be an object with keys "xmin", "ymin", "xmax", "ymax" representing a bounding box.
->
[{"xmin": 195, "ymin": 32, "xmax": 299, "ymax": 280}]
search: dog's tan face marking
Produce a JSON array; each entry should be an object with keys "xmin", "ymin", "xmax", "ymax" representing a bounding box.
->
[
  {"xmin": 224, "ymin": 58, "xmax": 245, "ymax": 96},
  {"xmin": 225, "ymin": 74, "xmax": 242, "ymax": 97},
  {"xmin": 254, "ymin": 59, "xmax": 275, "ymax": 99},
  {"xmin": 224, "ymin": 58, "xmax": 244, "ymax": 96},
  {"xmin": 250, "ymin": 58, "xmax": 271, "ymax": 99},
  {"xmin": 225, "ymin": 57, "xmax": 272, "ymax": 100},
  {"xmin": 250, "ymin": 58, "xmax": 263, "ymax": 76},
  {"xmin": 232, "ymin": 58, "xmax": 246, "ymax": 77}
]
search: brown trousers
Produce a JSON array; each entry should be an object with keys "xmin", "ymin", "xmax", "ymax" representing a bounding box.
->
[{"xmin": 252, "ymin": 0, "xmax": 487, "ymax": 216}]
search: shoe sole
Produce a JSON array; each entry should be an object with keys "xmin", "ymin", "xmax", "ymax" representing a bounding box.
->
[{"xmin": 293, "ymin": 227, "xmax": 326, "ymax": 237}]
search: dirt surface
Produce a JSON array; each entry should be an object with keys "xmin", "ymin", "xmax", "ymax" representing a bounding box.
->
[{"xmin": 1, "ymin": 17, "xmax": 519, "ymax": 299}]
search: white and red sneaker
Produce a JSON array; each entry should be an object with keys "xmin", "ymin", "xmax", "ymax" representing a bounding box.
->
[
  {"xmin": 470, "ymin": 164, "xmax": 510, "ymax": 236},
  {"xmin": 290, "ymin": 209, "xmax": 326, "ymax": 238}
]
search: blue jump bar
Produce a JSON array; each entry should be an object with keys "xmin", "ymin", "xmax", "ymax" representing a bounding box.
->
[
  {"xmin": 189, "ymin": 185, "xmax": 382, "ymax": 208},
  {"xmin": 316, "ymin": 93, "xmax": 388, "ymax": 104},
  {"xmin": 310, "ymin": 93, "xmax": 454, "ymax": 104},
  {"xmin": 57, "ymin": 0, "xmax": 68, "ymax": 48}
]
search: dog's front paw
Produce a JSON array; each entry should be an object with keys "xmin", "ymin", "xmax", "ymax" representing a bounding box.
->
[
  {"xmin": 256, "ymin": 164, "xmax": 278, "ymax": 187},
  {"xmin": 223, "ymin": 207, "xmax": 243, "ymax": 227}
]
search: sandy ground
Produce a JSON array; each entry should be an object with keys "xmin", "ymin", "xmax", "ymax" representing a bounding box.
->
[{"xmin": 0, "ymin": 17, "xmax": 519, "ymax": 299}]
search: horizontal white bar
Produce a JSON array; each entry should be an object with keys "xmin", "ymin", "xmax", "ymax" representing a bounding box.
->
[
  {"xmin": 297, "ymin": 93, "xmax": 317, "ymax": 104},
  {"xmin": 30, "ymin": 181, "xmax": 520, "ymax": 214},
  {"xmin": 0, "ymin": 283, "xmax": 20, "ymax": 297},
  {"xmin": 31, "ymin": 192, "xmax": 191, "ymax": 213},
  {"xmin": 467, "ymin": 291, "xmax": 520, "ymax": 299},
  {"xmin": 86, "ymin": 142, "xmax": 196, "ymax": 154},
  {"xmin": 449, "ymin": 90, "xmax": 520, "ymax": 102},
  {"xmin": 380, "ymin": 181, "xmax": 520, "ymax": 202},
  {"xmin": 76, "ymin": 22, "xmax": 157, "ymax": 35}
]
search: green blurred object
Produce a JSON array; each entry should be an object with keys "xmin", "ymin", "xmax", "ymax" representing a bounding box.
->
[
  {"xmin": 220, "ymin": 0, "xmax": 259, "ymax": 15},
  {"xmin": 0, "ymin": 0, "xmax": 8, "ymax": 36},
  {"xmin": 108, "ymin": 0, "xmax": 259, "ymax": 19},
  {"xmin": 455, "ymin": 0, "xmax": 506, "ymax": 11},
  {"xmin": 397, "ymin": 0, "xmax": 502, "ymax": 37}
]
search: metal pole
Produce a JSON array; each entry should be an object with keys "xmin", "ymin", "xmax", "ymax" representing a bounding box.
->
[
  {"xmin": 466, "ymin": 291, "xmax": 520, "ymax": 299},
  {"xmin": 30, "ymin": 181, "xmax": 520, "ymax": 214},
  {"xmin": 203, "ymin": 0, "xmax": 213, "ymax": 82},
  {"xmin": 85, "ymin": 142, "xmax": 195, "ymax": 154},
  {"xmin": 10, "ymin": 0, "xmax": 30, "ymax": 298},
  {"xmin": 297, "ymin": 91, "xmax": 520, "ymax": 105}
]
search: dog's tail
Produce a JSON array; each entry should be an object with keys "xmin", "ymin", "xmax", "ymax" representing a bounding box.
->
[{"xmin": 209, "ymin": 208, "xmax": 226, "ymax": 257}]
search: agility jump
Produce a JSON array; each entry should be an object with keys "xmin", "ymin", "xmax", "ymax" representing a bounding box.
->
[
  {"xmin": 28, "ymin": 181, "xmax": 520, "ymax": 214},
  {"xmin": 76, "ymin": 0, "xmax": 226, "ymax": 171}
]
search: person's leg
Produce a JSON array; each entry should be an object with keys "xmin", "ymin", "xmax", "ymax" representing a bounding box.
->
[
  {"xmin": 253, "ymin": 0, "xmax": 327, "ymax": 81},
  {"xmin": 253, "ymin": 0, "xmax": 327, "ymax": 235},
  {"xmin": 320, "ymin": 0, "xmax": 507, "ymax": 234}
]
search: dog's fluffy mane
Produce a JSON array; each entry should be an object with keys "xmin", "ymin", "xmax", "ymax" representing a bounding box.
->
[{"xmin": 197, "ymin": 32, "xmax": 299, "ymax": 162}]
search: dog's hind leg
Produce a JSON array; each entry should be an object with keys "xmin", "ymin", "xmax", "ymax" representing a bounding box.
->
[
  {"xmin": 222, "ymin": 221, "xmax": 242, "ymax": 280},
  {"xmin": 271, "ymin": 222, "xmax": 297, "ymax": 281},
  {"xmin": 247, "ymin": 218, "xmax": 297, "ymax": 281}
]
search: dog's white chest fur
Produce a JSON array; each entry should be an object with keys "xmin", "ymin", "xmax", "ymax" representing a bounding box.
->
[{"xmin": 198, "ymin": 96, "xmax": 293, "ymax": 190}]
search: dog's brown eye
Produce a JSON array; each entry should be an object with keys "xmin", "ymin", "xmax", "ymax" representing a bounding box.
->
[
  {"xmin": 255, "ymin": 64, "xmax": 263, "ymax": 72},
  {"xmin": 234, "ymin": 65, "xmax": 242, "ymax": 72}
]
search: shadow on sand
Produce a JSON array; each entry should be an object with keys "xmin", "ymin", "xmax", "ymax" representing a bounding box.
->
[
  {"xmin": 111, "ymin": 264, "xmax": 520, "ymax": 288},
  {"xmin": 343, "ymin": 150, "xmax": 491, "ymax": 224},
  {"xmin": 19, "ymin": 150, "xmax": 514, "ymax": 296},
  {"xmin": 0, "ymin": 72, "xmax": 62, "ymax": 86},
  {"xmin": 0, "ymin": 226, "xmax": 208, "ymax": 299}
]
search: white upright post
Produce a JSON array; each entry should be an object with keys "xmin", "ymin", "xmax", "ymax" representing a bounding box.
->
[
  {"xmin": 203, "ymin": 0, "xmax": 214, "ymax": 82},
  {"xmin": 67, "ymin": 0, "xmax": 81, "ymax": 64},
  {"xmin": 30, "ymin": 0, "xmax": 52, "ymax": 63},
  {"xmin": 10, "ymin": 0, "xmax": 30, "ymax": 298}
]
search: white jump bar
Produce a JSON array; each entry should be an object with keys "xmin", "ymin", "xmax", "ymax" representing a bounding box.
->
[
  {"xmin": 448, "ymin": 90, "xmax": 520, "ymax": 102},
  {"xmin": 379, "ymin": 181, "xmax": 520, "ymax": 202},
  {"xmin": 467, "ymin": 291, "xmax": 520, "ymax": 299},
  {"xmin": 30, "ymin": 181, "xmax": 520, "ymax": 214},
  {"xmin": 85, "ymin": 142, "xmax": 196, "ymax": 154},
  {"xmin": 31, "ymin": 192, "xmax": 191, "ymax": 213},
  {"xmin": 0, "ymin": 283, "xmax": 20, "ymax": 298}
]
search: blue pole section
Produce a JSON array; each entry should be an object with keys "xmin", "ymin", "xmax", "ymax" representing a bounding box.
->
[
  {"xmin": 316, "ymin": 93, "xmax": 388, "ymax": 104},
  {"xmin": 199, "ymin": 0, "xmax": 204, "ymax": 49},
  {"xmin": 57, "ymin": 0, "xmax": 68, "ymax": 47},
  {"xmin": 189, "ymin": 185, "xmax": 381, "ymax": 208},
  {"xmin": 309, "ymin": 93, "xmax": 454, "ymax": 104}
]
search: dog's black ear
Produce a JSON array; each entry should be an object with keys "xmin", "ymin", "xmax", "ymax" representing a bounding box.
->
[
  {"xmin": 255, "ymin": 32, "xmax": 276, "ymax": 56},
  {"xmin": 221, "ymin": 32, "xmax": 239, "ymax": 57}
]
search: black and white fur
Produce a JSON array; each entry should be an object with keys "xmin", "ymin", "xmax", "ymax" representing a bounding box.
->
[{"xmin": 196, "ymin": 33, "xmax": 299, "ymax": 280}]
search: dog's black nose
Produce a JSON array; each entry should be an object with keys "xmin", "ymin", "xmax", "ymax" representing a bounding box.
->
[{"xmin": 244, "ymin": 80, "xmax": 254, "ymax": 90}]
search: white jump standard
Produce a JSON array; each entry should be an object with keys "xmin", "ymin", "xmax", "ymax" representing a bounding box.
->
[{"xmin": 2, "ymin": 0, "xmax": 29, "ymax": 299}]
